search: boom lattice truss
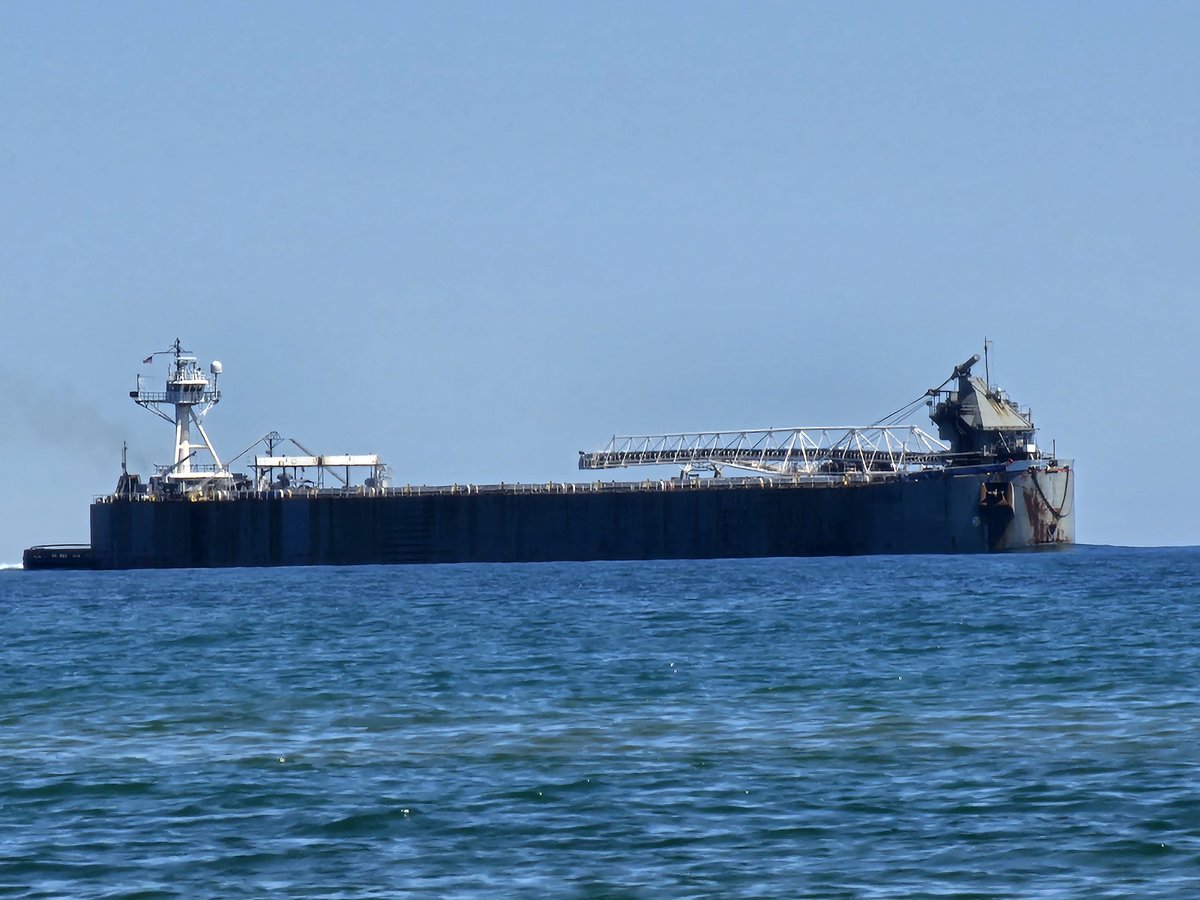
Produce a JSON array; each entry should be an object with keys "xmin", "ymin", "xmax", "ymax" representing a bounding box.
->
[{"xmin": 578, "ymin": 425, "xmax": 953, "ymax": 479}]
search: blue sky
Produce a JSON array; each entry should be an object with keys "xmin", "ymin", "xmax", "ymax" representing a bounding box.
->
[{"xmin": 1, "ymin": 2, "xmax": 1197, "ymax": 561}]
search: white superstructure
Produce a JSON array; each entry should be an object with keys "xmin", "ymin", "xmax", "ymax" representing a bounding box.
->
[
  {"xmin": 128, "ymin": 340, "xmax": 389, "ymax": 497},
  {"xmin": 131, "ymin": 338, "xmax": 232, "ymax": 494}
]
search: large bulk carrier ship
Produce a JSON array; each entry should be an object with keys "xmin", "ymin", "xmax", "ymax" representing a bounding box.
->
[{"xmin": 24, "ymin": 340, "xmax": 1073, "ymax": 570}]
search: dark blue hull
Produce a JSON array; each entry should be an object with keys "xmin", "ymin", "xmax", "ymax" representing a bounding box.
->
[
  {"xmin": 77, "ymin": 467, "xmax": 1072, "ymax": 570},
  {"xmin": 21, "ymin": 544, "xmax": 97, "ymax": 570}
]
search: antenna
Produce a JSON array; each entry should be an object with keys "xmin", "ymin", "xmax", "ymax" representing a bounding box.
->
[{"xmin": 983, "ymin": 337, "xmax": 992, "ymax": 391}]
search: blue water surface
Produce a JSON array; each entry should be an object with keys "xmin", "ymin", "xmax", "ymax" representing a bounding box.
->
[{"xmin": 2, "ymin": 547, "xmax": 1199, "ymax": 898}]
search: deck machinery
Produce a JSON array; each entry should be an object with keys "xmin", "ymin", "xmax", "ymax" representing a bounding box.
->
[
  {"xmin": 23, "ymin": 345, "xmax": 1073, "ymax": 569},
  {"xmin": 577, "ymin": 352, "xmax": 1072, "ymax": 550}
]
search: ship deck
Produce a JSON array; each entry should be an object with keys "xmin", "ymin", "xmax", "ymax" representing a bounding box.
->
[{"xmin": 93, "ymin": 468, "xmax": 1001, "ymax": 505}]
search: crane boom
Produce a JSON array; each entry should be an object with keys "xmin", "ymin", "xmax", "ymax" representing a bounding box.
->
[{"xmin": 579, "ymin": 425, "xmax": 953, "ymax": 478}]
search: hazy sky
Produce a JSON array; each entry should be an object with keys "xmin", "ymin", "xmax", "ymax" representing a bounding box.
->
[{"xmin": 2, "ymin": 2, "xmax": 1197, "ymax": 562}]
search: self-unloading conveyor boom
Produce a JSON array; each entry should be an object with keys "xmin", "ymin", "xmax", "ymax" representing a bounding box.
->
[{"xmin": 579, "ymin": 425, "xmax": 954, "ymax": 478}]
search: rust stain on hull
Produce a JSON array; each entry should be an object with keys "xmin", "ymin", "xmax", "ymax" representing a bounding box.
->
[{"xmin": 1021, "ymin": 471, "xmax": 1071, "ymax": 546}]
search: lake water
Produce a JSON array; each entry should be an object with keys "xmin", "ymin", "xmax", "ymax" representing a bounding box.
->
[{"xmin": 2, "ymin": 547, "xmax": 1198, "ymax": 897}]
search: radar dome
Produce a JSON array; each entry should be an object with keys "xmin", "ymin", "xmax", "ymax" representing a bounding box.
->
[{"xmin": 210, "ymin": 360, "xmax": 223, "ymax": 375}]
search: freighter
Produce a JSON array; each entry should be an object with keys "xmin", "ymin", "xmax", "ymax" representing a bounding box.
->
[{"xmin": 23, "ymin": 340, "xmax": 1073, "ymax": 569}]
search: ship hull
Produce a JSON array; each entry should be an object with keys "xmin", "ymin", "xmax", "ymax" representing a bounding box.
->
[
  {"xmin": 84, "ymin": 463, "xmax": 1074, "ymax": 569},
  {"xmin": 21, "ymin": 544, "xmax": 96, "ymax": 570}
]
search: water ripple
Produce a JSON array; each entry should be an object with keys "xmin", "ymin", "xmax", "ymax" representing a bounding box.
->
[{"xmin": 2, "ymin": 548, "xmax": 1199, "ymax": 896}]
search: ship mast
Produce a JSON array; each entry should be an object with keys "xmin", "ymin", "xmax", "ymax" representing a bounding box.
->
[{"xmin": 130, "ymin": 338, "xmax": 231, "ymax": 493}]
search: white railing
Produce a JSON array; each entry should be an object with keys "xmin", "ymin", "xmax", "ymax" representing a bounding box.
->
[{"xmin": 579, "ymin": 425, "xmax": 952, "ymax": 477}]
